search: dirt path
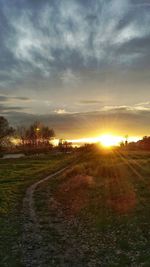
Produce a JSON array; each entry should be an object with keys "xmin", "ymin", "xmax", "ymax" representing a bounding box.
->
[
  {"xmin": 21, "ymin": 156, "xmax": 149, "ymax": 267},
  {"xmin": 22, "ymin": 167, "xmax": 68, "ymax": 267},
  {"xmin": 22, "ymin": 165, "xmax": 96, "ymax": 267}
]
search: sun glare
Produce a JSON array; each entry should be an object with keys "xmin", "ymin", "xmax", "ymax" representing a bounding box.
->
[
  {"xmin": 65, "ymin": 135, "xmax": 140, "ymax": 148},
  {"xmin": 99, "ymin": 134, "xmax": 122, "ymax": 148}
]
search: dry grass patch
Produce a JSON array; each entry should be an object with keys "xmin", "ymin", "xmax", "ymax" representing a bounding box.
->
[{"xmin": 55, "ymin": 175, "xmax": 95, "ymax": 216}]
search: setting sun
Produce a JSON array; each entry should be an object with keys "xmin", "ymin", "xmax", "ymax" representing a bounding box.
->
[
  {"xmin": 99, "ymin": 134, "xmax": 122, "ymax": 148},
  {"xmin": 68, "ymin": 135, "xmax": 140, "ymax": 147}
]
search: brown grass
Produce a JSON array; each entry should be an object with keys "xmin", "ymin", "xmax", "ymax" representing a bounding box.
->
[
  {"xmin": 107, "ymin": 190, "xmax": 136, "ymax": 214},
  {"xmin": 55, "ymin": 175, "xmax": 95, "ymax": 216}
]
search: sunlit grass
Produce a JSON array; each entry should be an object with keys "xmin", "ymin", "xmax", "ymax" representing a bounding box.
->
[
  {"xmin": 0, "ymin": 150, "xmax": 150, "ymax": 266},
  {"xmin": 34, "ymin": 150, "xmax": 150, "ymax": 266}
]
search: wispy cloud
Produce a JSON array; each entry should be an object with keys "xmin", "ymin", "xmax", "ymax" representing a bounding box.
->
[
  {"xmin": 61, "ymin": 69, "xmax": 80, "ymax": 87},
  {"xmin": 2, "ymin": 0, "xmax": 150, "ymax": 79},
  {"xmin": 4, "ymin": 107, "xmax": 150, "ymax": 138},
  {"xmin": 0, "ymin": 104, "xmax": 26, "ymax": 113},
  {"xmin": 135, "ymin": 101, "xmax": 150, "ymax": 106},
  {"xmin": 0, "ymin": 0, "xmax": 150, "ymax": 127},
  {"xmin": 103, "ymin": 104, "xmax": 150, "ymax": 112},
  {"xmin": 79, "ymin": 100, "xmax": 102, "ymax": 105},
  {"xmin": 0, "ymin": 95, "xmax": 30, "ymax": 102},
  {"xmin": 54, "ymin": 109, "xmax": 67, "ymax": 114}
]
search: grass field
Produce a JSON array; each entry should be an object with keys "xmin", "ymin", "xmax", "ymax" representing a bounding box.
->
[
  {"xmin": 0, "ymin": 153, "xmax": 75, "ymax": 266},
  {"xmin": 0, "ymin": 150, "xmax": 150, "ymax": 266},
  {"xmin": 34, "ymin": 150, "xmax": 150, "ymax": 266}
]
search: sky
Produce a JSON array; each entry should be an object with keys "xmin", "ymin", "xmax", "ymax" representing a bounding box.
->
[{"xmin": 0, "ymin": 0, "xmax": 150, "ymax": 139}]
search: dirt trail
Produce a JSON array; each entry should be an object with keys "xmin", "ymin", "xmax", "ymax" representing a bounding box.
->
[
  {"xmin": 22, "ymin": 167, "xmax": 68, "ymax": 267},
  {"xmin": 21, "ymin": 155, "xmax": 150, "ymax": 267},
  {"xmin": 22, "ymin": 166, "xmax": 95, "ymax": 267}
]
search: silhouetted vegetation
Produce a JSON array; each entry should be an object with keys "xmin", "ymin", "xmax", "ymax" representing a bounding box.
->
[
  {"xmin": 58, "ymin": 139, "xmax": 73, "ymax": 152},
  {"xmin": 17, "ymin": 121, "xmax": 55, "ymax": 147},
  {"xmin": 0, "ymin": 116, "xmax": 14, "ymax": 151},
  {"xmin": 121, "ymin": 136, "xmax": 150, "ymax": 151},
  {"xmin": 1, "ymin": 115, "xmax": 150, "ymax": 157}
]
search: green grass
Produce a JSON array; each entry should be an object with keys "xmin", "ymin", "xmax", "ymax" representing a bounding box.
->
[
  {"xmin": 1, "ymin": 150, "xmax": 150, "ymax": 266},
  {"xmin": 0, "ymin": 153, "xmax": 75, "ymax": 266},
  {"xmin": 34, "ymin": 150, "xmax": 150, "ymax": 266}
]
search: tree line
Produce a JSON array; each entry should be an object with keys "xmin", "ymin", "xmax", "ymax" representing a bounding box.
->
[
  {"xmin": 125, "ymin": 136, "xmax": 150, "ymax": 151},
  {"xmin": 0, "ymin": 116, "xmax": 55, "ymax": 151},
  {"xmin": 0, "ymin": 115, "xmax": 150, "ymax": 152}
]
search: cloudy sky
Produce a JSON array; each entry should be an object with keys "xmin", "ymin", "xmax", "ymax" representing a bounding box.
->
[{"xmin": 0, "ymin": 0, "xmax": 150, "ymax": 138}]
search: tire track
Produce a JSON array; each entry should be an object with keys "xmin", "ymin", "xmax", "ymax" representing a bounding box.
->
[{"xmin": 22, "ymin": 166, "xmax": 69, "ymax": 267}]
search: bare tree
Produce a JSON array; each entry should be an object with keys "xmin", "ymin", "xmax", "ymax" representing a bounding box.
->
[
  {"xmin": 0, "ymin": 116, "xmax": 14, "ymax": 150},
  {"xmin": 16, "ymin": 126, "xmax": 27, "ymax": 146},
  {"xmin": 17, "ymin": 121, "xmax": 55, "ymax": 148},
  {"xmin": 41, "ymin": 127, "xmax": 55, "ymax": 145}
]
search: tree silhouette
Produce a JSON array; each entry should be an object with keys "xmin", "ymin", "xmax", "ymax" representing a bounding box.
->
[
  {"xmin": 41, "ymin": 127, "xmax": 55, "ymax": 144},
  {"xmin": 17, "ymin": 121, "xmax": 55, "ymax": 147},
  {"xmin": 0, "ymin": 116, "xmax": 14, "ymax": 150}
]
